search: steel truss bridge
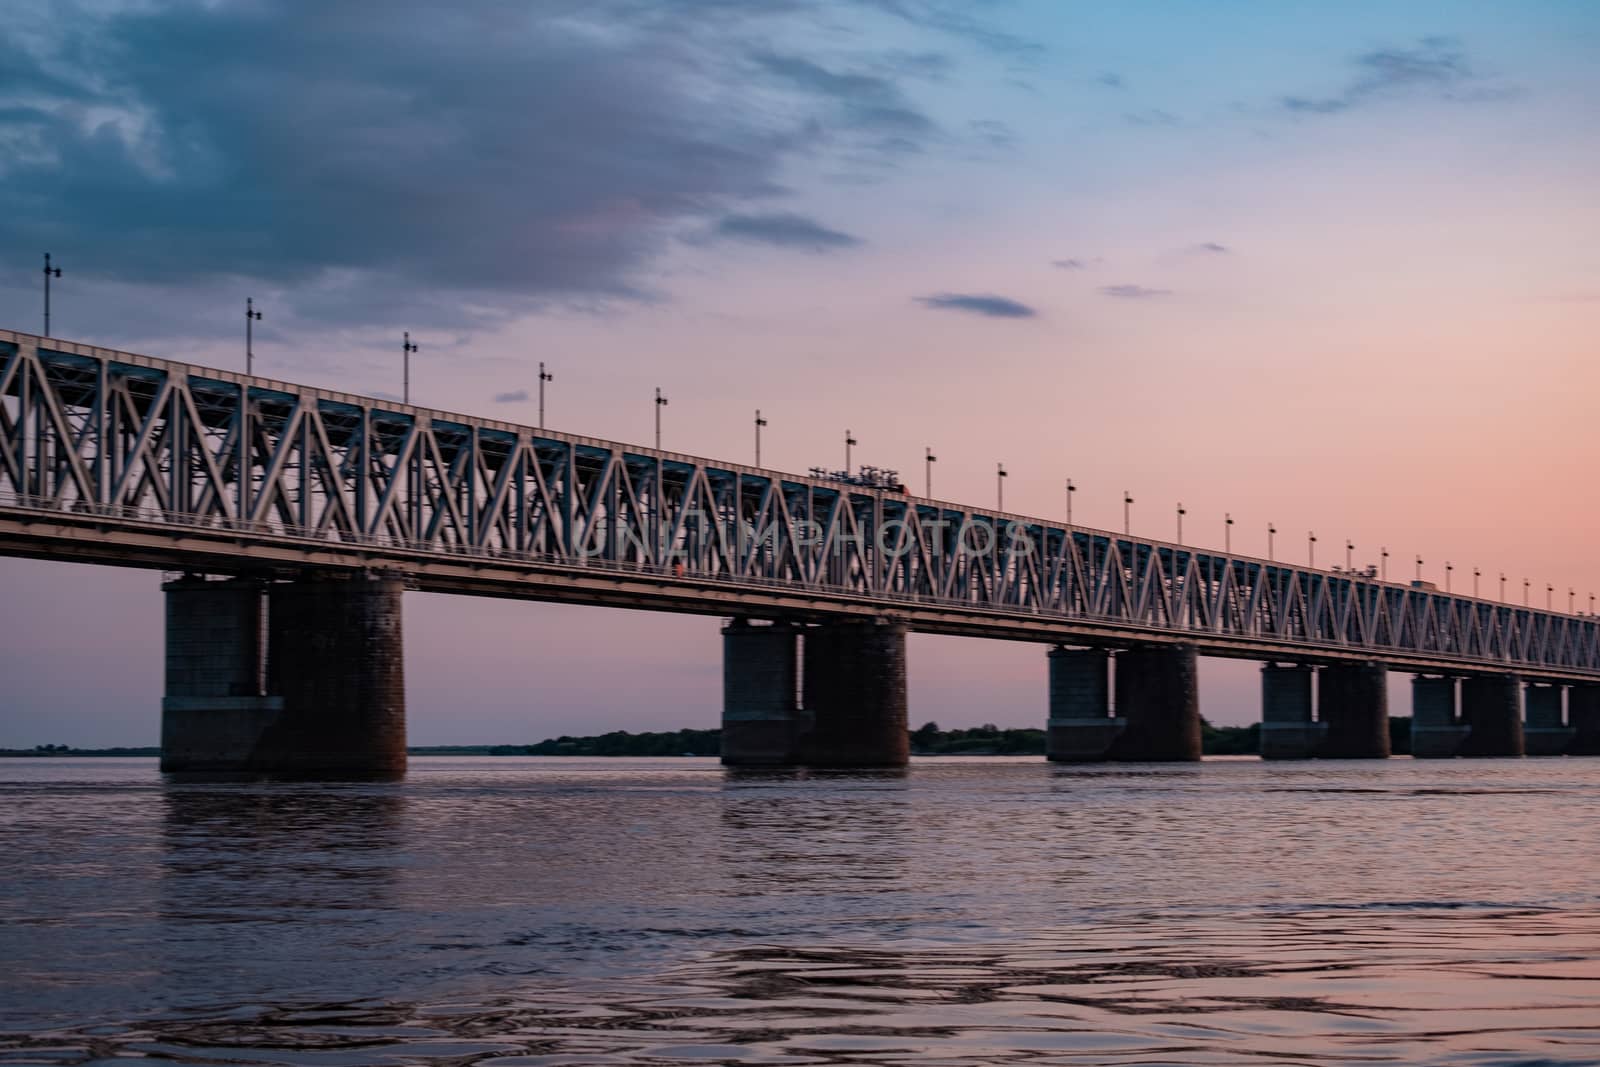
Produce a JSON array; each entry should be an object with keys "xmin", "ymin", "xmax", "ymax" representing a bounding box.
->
[{"xmin": 2, "ymin": 328, "xmax": 1596, "ymax": 683}]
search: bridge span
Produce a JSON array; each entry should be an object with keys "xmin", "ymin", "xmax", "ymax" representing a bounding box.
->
[{"xmin": 3, "ymin": 328, "xmax": 1597, "ymax": 773}]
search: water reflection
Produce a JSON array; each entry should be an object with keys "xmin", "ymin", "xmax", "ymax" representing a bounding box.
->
[{"xmin": 160, "ymin": 782, "xmax": 404, "ymax": 922}]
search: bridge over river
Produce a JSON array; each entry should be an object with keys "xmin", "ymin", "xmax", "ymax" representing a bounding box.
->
[{"xmin": 3, "ymin": 328, "xmax": 1596, "ymax": 773}]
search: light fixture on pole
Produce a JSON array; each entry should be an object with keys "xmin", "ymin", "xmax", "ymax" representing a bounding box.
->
[
  {"xmin": 1066, "ymin": 479, "xmax": 1076, "ymax": 527},
  {"xmin": 1523, "ymin": 578, "xmax": 1530, "ymax": 606},
  {"xmin": 1225, "ymin": 513, "xmax": 1233, "ymax": 554},
  {"xmin": 1546, "ymin": 583, "xmax": 1553, "ymax": 610},
  {"xmin": 402, "ymin": 332, "xmax": 418, "ymax": 404},
  {"xmin": 1500, "ymin": 572, "xmax": 1506, "ymax": 601},
  {"xmin": 1381, "ymin": 547, "xmax": 1389, "ymax": 582},
  {"xmin": 1123, "ymin": 491, "xmax": 1133, "ymax": 535},
  {"xmin": 997, "ymin": 463, "xmax": 1007, "ymax": 510},
  {"xmin": 1267, "ymin": 523, "xmax": 1276, "ymax": 561},
  {"xmin": 538, "ymin": 362, "xmax": 553, "ymax": 429},
  {"xmin": 1569, "ymin": 588, "xmax": 1575, "ymax": 613},
  {"xmin": 1473, "ymin": 567, "xmax": 1480, "ymax": 597},
  {"xmin": 655, "ymin": 388, "xmax": 669, "ymax": 449},
  {"xmin": 1445, "ymin": 561, "xmax": 1453, "ymax": 593},
  {"xmin": 245, "ymin": 297, "xmax": 262, "ymax": 376},
  {"xmin": 1176, "ymin": 502, "xmax": 1185, "ymax": 543},
  {"xmin": 1415, "ymin": 555, "xmax": 1423, "ymax": 583},
  {"xmin": 845, "ymin": 429, "xmax": 856, "ymax": 473},
  {"xmin": 1308, "ymin": 531, "xmax": 1317, "ymax": 568},
  {"xmin": 42, "ymin": 253, "xmax": 62, "ymax": 337},
  {"xmin": 754, "ymin": 409, "xmax": 767, "ymax": 466},
  {"xmin": 1345, "ymin": 539, "xmax": 1354, "ymax": 571},
  {"xmin": 926, "ymin": 448, "xmax": 937, "ymax": 497}
]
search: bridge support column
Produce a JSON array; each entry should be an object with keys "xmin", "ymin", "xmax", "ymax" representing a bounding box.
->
[
  {"xmin": 802, "ymin": 619, "xmax": 908, "ymax": 767},
  {"xmin": 1046, "ymin": 647, "xmax": 1123, "ymax": 761},
  {"xmin": 1522, "ymin": 683, "xmax": 1572, "ymax": 756},
  {"xmin": 264, "ymin": 572, "xmax": 408, "ymax": 777},
  {"xmin": 1260, "ymin": 664, "xmax": 1322, "ymax": 759},
  {"xmin": 1570, "ymin": 686, "xmax": 1600, "ymax": 755},
  {"xmin": 1410, "ymin": 675, "xmax": 1469, "ymax": 758},
  {"xmin": 721, "ymin": 619, "xmax": 804, "ymax": 765},
  {"xmin": 1317, "ymin": 662, "xmax": 1389, "ymax": 758},
  {"xmin": 1107, "ymin": 643, "xmax": 1201, "ymax": 761},
  {"xmin": 1458, "ymin": 675, "xmax": 1524, "ymax": 758},
  {"xmin": 160, "ymin": 576, "xmax": 283, "ymax": 773}
]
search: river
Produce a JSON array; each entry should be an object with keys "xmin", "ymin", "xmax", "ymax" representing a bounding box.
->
[{"xmin": 2, "ymin": 756, "xmax": 1596, "ymax": 1064}]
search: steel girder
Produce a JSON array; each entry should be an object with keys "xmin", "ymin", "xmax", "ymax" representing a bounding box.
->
[{"xmin": 2, "ymin": 329, "xmax": 1597, "ymax": 678}]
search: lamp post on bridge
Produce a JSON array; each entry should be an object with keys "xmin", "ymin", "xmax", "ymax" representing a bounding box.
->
[
  {"xmin": 1307, "ymin": 531, "xmax": 1317, "ymax": 568},
  {"xmin": 1346, "ymin": 539, "xmax": 1354, "ymax": 571},
  {"xmin": 1066, "ymin": 479, "xmax": 1075, "ymax": 528},
  {"xmin": 926, "ymin": 448, "xmax": 937, "ymax": 497},
  {"xmin": 1267, "ymin": 523, "xmax": 1275, "ymax": 562},
  {"xmin": 1225, "ymin": 513, "xmax": 1233, "ymax": 554},
  {"xmin": 42, "ymin": 253, "xmax": 62, "ymax": 337},
  {"xmin": 1500, "ymin": 572, "xmax": 1506, "ymax": 601},
  {"xmin": 1474, "ymin": 567, "xmax": 1480, "ymax": 598},
  {"xmin": 754, "ymin": 409, "xmax": 766, "ymax": 466},
  {"xmin": 1523, "ymin": 578, "xmax": 1530, "ymax": 607},
  {"xmin": 655, "ymin": 388, "xmax": 669, "ymax": 449},
  {"xmin": 245, "ymin": 298, "xmax": 262, "ymax": 377},
  {"xmin": 1175, "ymin": 502, "xmax": 1185, "ymax": 543},
  {"xmin": 1381, "ymin": 547, "xmax": 1389, "ymax": 582},
  {"xmin": 538, "ymin": 362, "xmax": 553, "ymax": 429},
  {"xmin": 997, "ymin": 463, "xmax": 1007, "ymax": 510},
  {"xmin": 1123, "ymin": 491, "xmax": 1133, "ymax": 536},
  {"xmin": 1547, "ymin": 583, "xmax": 1553, "ymax": 610},
  {"xmin": 1570, "ymin": 588, "xmax": 1575, "ymax": 614},
  {"xmin": 845, "ymin": 429, "xmax": 856, "ymax": 474},
  {"xmin": 402, "ymin": 332, "xmax": 418, "ymax": 404},
  {"xmin": 1446, "ymin": 561, "xmax": 1453, "ymax": 593},
  {"xmin": 1415, "ymin": 555, "xmax": 1423, "ymax": 583}
]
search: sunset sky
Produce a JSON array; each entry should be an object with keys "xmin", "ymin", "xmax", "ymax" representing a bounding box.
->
[{"xmin": 2, "ymin": 0, "xmax": 1596, "ymax": 746}]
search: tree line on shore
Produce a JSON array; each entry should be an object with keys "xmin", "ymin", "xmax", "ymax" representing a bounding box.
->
[{"xmin": 7, "ymin": 718, "xmax": 1415, "ymax": 758}]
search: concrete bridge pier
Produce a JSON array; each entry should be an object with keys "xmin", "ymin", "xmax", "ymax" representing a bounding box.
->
[
  {"xmin": 1046, "ymin": 647, "xmax": 1123, "ymax": 761},
  {"xmin": 161, "ymin": 571, "xmax": 406, "ymax": 776},
  {"xmin": 1522, "ymin": 683, "xmax": 1573, "ymax": 756},
  {"xmin": 802, "ymin": 619, "xmax": 909, "ymax": 767},
  {"xmin": 1457, "ymin": 674, "xmax": 1524, "ymax": 757},
  {"xmin": 1317, "ymin": 662, "xmax": 1390, "ymax": 758},
  {"xmin": 1259, "ymin": 663, "xmax": 1322, "ymax": 759},
  {"xmin": 1570, "ymin": 685, "xmax": 1600, "ymax": 755},
  {"xmin": 1107, "ymin": 643, "xmax": 1201, "ymax": 761},
  {"xmin": 1410, "ymin": 675, "xmax": 1470, "ymax": 758},
  {"xmin": 721, "ymin": 619, "xmax": 805, "ymax": 765},
  {"xmin": 264, "ymin": 573, "xmax": 408, "ymax": 776},
  {"xmin": 160, "ymin": 575, "xmax": 282, "ymax": 772}
]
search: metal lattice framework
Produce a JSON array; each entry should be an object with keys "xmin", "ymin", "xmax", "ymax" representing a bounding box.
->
[{"xmin": 2, "ymin": 329, "xmax": 1597, "ymax": 679}]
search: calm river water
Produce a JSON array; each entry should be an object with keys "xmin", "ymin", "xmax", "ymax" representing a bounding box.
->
[{"xmin": 1, "ymin": 756, "xmax": 1597, "ymax": 1065}]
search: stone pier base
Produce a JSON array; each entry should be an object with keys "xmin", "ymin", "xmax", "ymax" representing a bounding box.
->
[
  {"xmin": 161, "ymin": 572, "xmax": 406, "ymax": 777},
  {"xmin": 1410, "ymin": 675, "xmax": 1470, "ymax": 759},
  {"xmin": 802, "ymin": 620, "xmax": 909, "ymax": 767},
  {"xmin": 721, "ymin": 620, "xmax": 804, "ymax": 765},
  {"xmin": 1522, "ymin": 683, "xmax": 1573, "ymax": 756},
  {"xmin": 1108, "ymin": 643, "xmax": 1201, "ymax": 762},
  {"xmin": 1260, "ymin": 664, "xmax": 1323, "ymax": 759},
  {"xmin": 1459, "ymin": 675, "xmax": 1524, "ymax": 758},
  {"xmin": 1317, "ymin": 662, "xmax": 1389, "ymax": 758},
  {"xmin": 1046, "ymin": 647, "xmax": 1124, "ymax": 761},
  {"xmin": 1571, "ymin": 686, "xmax": 1600, "ymax": 756}
]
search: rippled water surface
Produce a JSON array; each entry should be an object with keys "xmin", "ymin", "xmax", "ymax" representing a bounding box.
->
[{"xmin": 2, "ymin": 756, "xmax": 1598, "ymax": 1065}]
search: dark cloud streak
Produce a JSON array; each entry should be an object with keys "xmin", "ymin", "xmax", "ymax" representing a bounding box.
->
[{"xmin": 916, "ymin": 293, "xmax": 1037, "ymax": 318}]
